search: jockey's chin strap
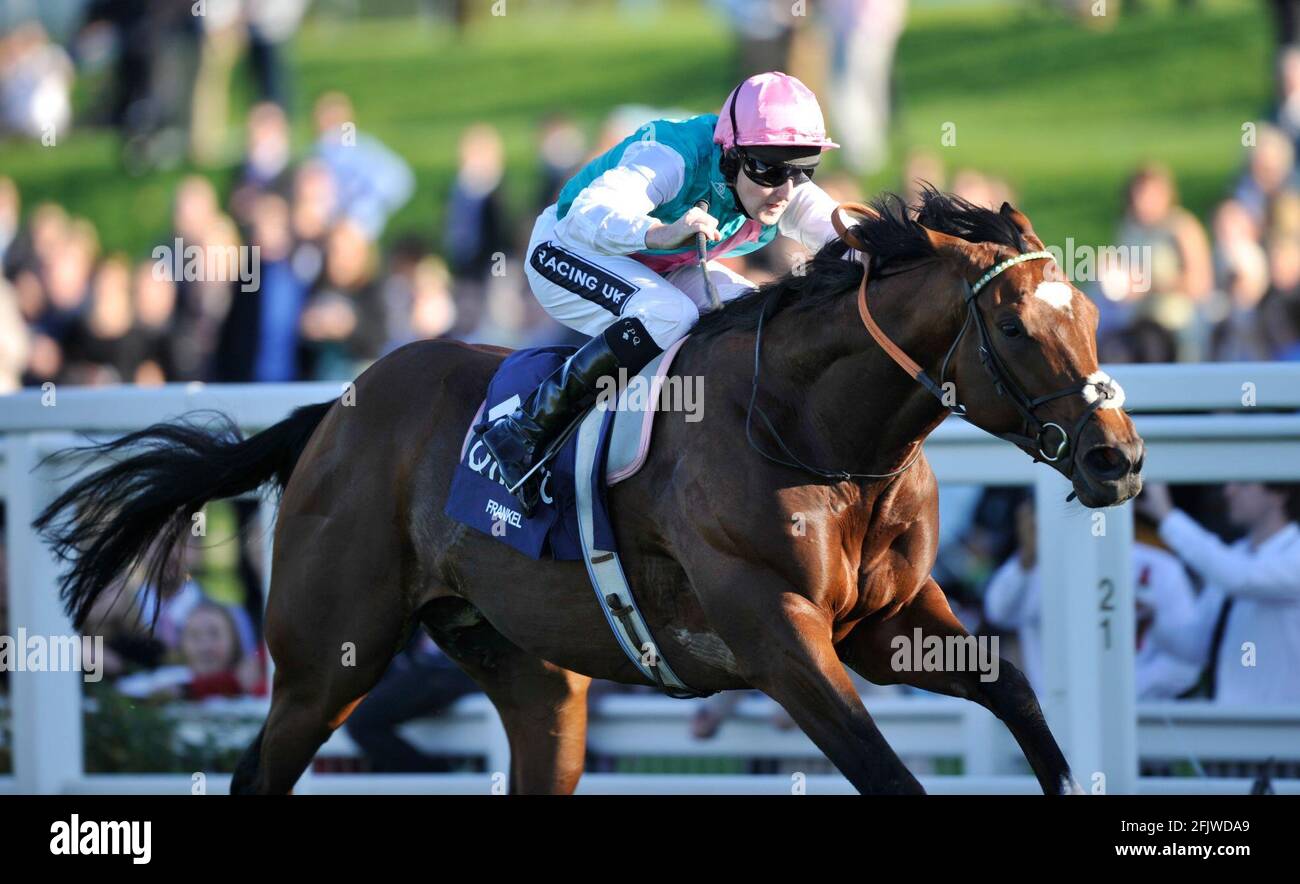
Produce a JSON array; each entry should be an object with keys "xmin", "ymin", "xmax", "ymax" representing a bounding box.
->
[{"xmin": 833, "ymin": 203, "xmax": 1119, "ymax": 479}]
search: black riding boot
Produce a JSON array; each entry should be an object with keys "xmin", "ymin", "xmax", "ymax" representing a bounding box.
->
[{"xmin": 477, "ymin": 317, "xmax": 661, "ymax": 516}]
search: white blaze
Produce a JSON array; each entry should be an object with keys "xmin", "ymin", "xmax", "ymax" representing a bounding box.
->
[{"xmin": 1033, "ymin": 280, "xmax": 1074, "ymax": 312}]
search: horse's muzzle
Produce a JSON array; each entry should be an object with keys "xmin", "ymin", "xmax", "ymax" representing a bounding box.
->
[{"xmin": 1071, "ymin": 438, "xmax": 1145, "ymax": 507}]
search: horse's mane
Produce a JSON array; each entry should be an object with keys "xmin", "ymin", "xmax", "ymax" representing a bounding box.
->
[{"xmin": 691, "ymin": 186, "xmax": 1029, "ymax": 340}]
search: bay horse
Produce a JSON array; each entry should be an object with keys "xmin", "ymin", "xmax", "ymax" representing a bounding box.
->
[{"xmin": 36, "ymin": 190, "xmax": 1143, "ymax": 794}]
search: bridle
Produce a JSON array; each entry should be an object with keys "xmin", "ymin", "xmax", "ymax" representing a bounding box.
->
[{"xmin": 743, "ymin": 205, "xmax": 1121, "ymax": 484}]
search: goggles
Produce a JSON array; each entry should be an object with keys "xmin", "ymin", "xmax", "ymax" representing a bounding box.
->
[{"xmin": 740, "ymin": 152, "xmax": 817, "ymax": 187}]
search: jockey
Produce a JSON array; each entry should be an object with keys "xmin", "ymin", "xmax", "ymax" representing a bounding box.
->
[{"xmin": 478, "ymin": 71, "xmax": 847, "ymax": 514}]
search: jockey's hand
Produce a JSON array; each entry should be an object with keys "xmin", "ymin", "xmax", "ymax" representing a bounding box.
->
[{"xmin": 644, "ymin": 206, "xmax": 722, "ymax": 250}]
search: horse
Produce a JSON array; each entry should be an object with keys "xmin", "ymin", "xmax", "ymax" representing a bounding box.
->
[{"xmin": 35, "ymin": 190, "xmax": 1143, "ymax": 795}]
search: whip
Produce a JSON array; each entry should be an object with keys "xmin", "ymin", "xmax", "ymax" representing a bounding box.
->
[{"xmin": 693, "ymin": 199, "xmax": 722, "ymax": 311}]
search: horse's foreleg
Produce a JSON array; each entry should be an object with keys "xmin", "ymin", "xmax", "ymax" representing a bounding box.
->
[
  {"xmin": 838, "ymin": 577, "xmax": 1080, "ymax": 795},
  {"xmin": 693, "ymin": 562, "xmax": 924, "ymax": 794},
  {"xmin": 419, "ymin": 598, "xmax": 591, "ymax": 795}
]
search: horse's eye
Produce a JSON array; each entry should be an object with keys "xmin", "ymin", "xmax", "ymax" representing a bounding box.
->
[{"xmin": 999, "ymin": 321, "xmax": 1022, "ymax": 338}]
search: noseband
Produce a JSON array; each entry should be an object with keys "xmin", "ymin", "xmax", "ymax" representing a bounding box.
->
[{"xmin": 743, "ymin": 209, "xmax": 1122, "ymax": 484}]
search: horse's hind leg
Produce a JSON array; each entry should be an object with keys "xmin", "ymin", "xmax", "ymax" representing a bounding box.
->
[
  {"xmin": 837, "ymin": 577, "xmax": 1080, "ymax": 795},
  {"xmin": 233, "ymin": 515, "xmax": 414, "ymax": 794},
  {"xmin": 418, "ymin": 597, "xmax": 591, "ymax": 794}
]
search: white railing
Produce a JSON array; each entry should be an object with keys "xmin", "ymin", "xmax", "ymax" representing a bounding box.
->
[
  {"xmin": 5, "ymin": 693, "xmax": 1298, "ymax": 795},
  {"xmin": 3, "ymin": 362, "xmax": 1300, "ymax": 795},
  {"xmin": 178, "ymin": 694, "xmax": 1300, "ymax": 774}
]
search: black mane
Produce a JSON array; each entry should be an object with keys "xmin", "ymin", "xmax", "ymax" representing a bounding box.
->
[{"xmin": 691, "ymin": 186, "xmax": 1028, "ymax": 340}]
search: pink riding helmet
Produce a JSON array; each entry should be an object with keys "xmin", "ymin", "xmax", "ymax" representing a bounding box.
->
[{"xmin": 713, "ymin": 71, "xmax": 839, "ymax": 151}]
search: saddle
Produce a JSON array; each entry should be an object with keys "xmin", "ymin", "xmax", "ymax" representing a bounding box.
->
[{"xmin": 445, "ymin": 337, "xmax": 705, "ymax": 697}]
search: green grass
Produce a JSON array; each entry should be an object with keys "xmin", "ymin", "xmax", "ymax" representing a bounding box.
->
[{"xmin": 0, "ymin": 0, "xmax": 1273, "ymax": 257}]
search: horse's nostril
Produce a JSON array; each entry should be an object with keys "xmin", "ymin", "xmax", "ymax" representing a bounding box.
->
[{"xmin": 1084, "ymin": 445, "xmax": 1130, "ymax": 479}]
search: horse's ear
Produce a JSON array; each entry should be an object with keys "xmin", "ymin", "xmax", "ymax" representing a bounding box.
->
[
  {"xmin": 922, "ymin": 226, "xmax": 987, "ymax": 281},
  {"xmin": 999, "ymin": 202, "xmax": 1046, "ymax": 250}
]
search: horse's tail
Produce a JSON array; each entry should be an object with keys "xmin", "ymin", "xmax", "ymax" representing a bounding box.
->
[{"xmin": 33, "ymin": 400, "xmax": 334, "ymax": 629}]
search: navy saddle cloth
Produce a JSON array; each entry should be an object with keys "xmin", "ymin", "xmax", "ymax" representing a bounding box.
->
[{"xmin": 445, "ymin": 346, "xmax": 618, "ymax": 560}]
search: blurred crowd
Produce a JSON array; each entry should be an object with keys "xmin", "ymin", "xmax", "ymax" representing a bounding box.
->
[{"xmin": 3, "ymin": 90, "xmax": 473, "ymax": 392}]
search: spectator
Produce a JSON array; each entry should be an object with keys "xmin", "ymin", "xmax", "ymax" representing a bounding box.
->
[
  {"xmin": 343, "ymin": 633, "xmax": 478, "ymax": 772},
  {"xmin": 63, "ymin": 254, "xmax": 146, "ymax": 384},
  {"xmin": 175, "ymin": 602, "xmax": 264, "ymax": 699},
  {"xmin": 244, "ymin": 0, "xmax": 311, "ymax": 108},
  {"xmin": 983, "ymin": 499, "xmax": 1202, "ymax": 699},
  {"xmin": 1271, "ymin": 189, "xmax": 1300, "ymax": 239},
  {"xmin": 1265, "ymin": 235, "xmax": 1300, "ymax": 302},
  {"xmin": 168, "ymin": 176, "xmax": 231, "ymax": 380},
  {"xmin": 443, "ymin": 123, "xmax": 509, "ymax": 338},
  {"xmin": 408, "ymin": 257, "xmax": 458, "ymax": 344},
  {"xmin": 1098, "ymin": 317, "xmax": 1179, "ymax": 365},
  {"xmin": 0, "ymin": 276, "xmax": 28, "ymax": 392},
  {"xmin": 1116, "ymin": 164, "xmax": 1214, "ymax": 359},
  {"xmin": 716, "ymin": 0, "xmax": 796, "ymax": 80},
  {"xmin": 1137, "ymin": 482, "xmax": 1300, "ymax": 705},
  {"xmin": 1209, "ymin": 238, "xmax": 1273, "ymax": 361},
  {"xmin": 1233, "ymin": 123, "xmax": 1296, "ymax": 230},
  {"xmin": 1262, "ymin": 237, "xmax": 1300, "ymax": 358},
  {"xmin": 289, "ymin": 159, "xmax": 335, "ymax": 291},
  {"xmin": 35, "ymin": 211, "xmax": 95, "ymax": 342},
  {"xmin": 229, "ymin": 101, "xmax": 295, "ymax": 226},
  {"xmin": 16, "ymin": 211, "xmax": 95, "ymax": 385},
  {"xmin": 0, "ymin": 176, "xmax": 18, "ymax": 273},
  {"xmin": 1275, "ymin": 290, "xmax": 1300, "ymax": 360},
  {"xmin": 313, "ymin": 91, "xmax": 414, "ymax": 240},
  {"xmin": 79, "ymin": 1, "xmax": 199, "ymax": 172},
  {"xmin": 380, "ymin": 247, "xmax": 457, "ymax": 354},
  {"xmin": 534, "ymin": 112, "xmax": 586, "ymax": 213},
  {"xmin": 115, "ymin": 601, "xmax": 264, "ymax": 700},
  {"xmin": 132, "ymin": 259, "xmax": 177, "ymax": 384},
  {"xmin": 216, "ymin": 193, "xmax": 307, "ymax": 382},
  {"xmin": 931, "ymin": 486, "xmax": 1028, "ymax": 621},
  {"xmin": 818, "ymin": 0, "xmax": 908, "ymax": 175},
  {"xmin": 0, "ymin": 22, "xmax": 73, "ymax": 140},
  {"xmin": 299, "ymin": 220, "xmax": 385, "ymax": 379},
  {"xmin": 188, "ymin": 0, "xmax": 246, "ymax": 166},
  {"xmin": 1211, "ymin": 198, "xmax": 1262, "ymax": 269}
]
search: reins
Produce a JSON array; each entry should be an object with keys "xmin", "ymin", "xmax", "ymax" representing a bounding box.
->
[
  {"xmin": 742, "ymin": 202, "xmax": 1121, "ymax": 486},
  {"xmin": 744, "ymin": 287, "xmax": 926, "ymax": 481}
]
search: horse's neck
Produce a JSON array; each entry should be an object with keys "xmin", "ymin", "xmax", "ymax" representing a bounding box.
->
[{"xmin": 755, "ymin": 269, "xmax": 961, "ymax": 477}]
